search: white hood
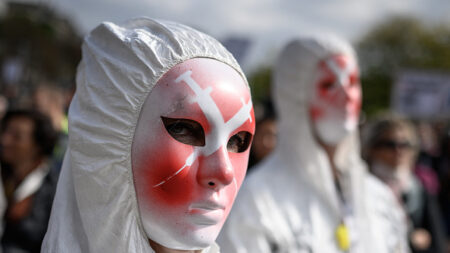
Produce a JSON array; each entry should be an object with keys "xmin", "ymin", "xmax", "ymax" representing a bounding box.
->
[
  {"xmin": 273, "ymin": 34, "xmax": 364, "ymax": 214},
  {"xmin": 42, "ymin": 17, "xmax": 244, "ymax": 253}
]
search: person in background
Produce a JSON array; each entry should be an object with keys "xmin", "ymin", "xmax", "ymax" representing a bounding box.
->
[
  {"xmin": 362, "ymin": 114, "xmax": 446, "ymax": 253},
  {"xmin": 415, "ymin": 121, "xmax": 441, "ymax": 196},
  {"xmin": 32, "ymin": 83, "xmax": 68, "ymax": 165},
  {"xmin": 0, "ymin": 109, "xmax": 58, "ymax": 253},
  {"xmin": 218, "ymin": 34, "xmax": 409, "ymax": 252}
]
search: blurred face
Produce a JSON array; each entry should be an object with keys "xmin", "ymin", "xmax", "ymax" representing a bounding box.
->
[
  {"xmin": 1, "ymin": 117, "xmax": 39, "ymax": 166},
  {"xmin": 131, "ymin": 58, "xmax": 255, "ymax": 250},
  {"xmin": 309, "ymin": 54, "xmax": 362, "ymax": 145},
  {"xmin": 370, "ymin": 128, "xmax": 416, "ymax": 169}
]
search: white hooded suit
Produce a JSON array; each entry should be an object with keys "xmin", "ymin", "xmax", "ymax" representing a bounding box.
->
[
  {"xmin": 217, "ymin": 35, "xmax": 409, "ymax": 253},
  {"xmin": 41, "ymin": 18, "xmax": 247, "ymax": 253}
]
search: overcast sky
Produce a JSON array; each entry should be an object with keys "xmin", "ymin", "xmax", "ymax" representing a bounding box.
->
[{"xmin": 9, "ymin": 0, "xmax": 450, "ymax": 72}]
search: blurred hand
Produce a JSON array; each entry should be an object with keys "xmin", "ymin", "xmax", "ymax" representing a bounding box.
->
[{"xmin": 410, "ymin": 228, "xmax": 431, "ymax": 250}]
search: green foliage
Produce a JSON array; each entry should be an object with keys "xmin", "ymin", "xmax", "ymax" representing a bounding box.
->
[
  {"xmin": 360, "ymin": 70, "xmax": 392, "ymax": 116},
  {"xmin": 0, "ymin": 2, "xmax": 81, "ymax": 88},
  {"xmin": 357, "ymin": 16, "xmax": 450, "ymax": 118},
  {"xmin": 247, "ymin": 67, "xmax": 272, "ymax": 105}
]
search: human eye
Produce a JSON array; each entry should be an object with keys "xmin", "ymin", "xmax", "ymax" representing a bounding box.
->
[
  {"xmin": 227, "ymin": 131, "xmax": 252, "ymax": 153},
  {"xmin": 161, "ymin": 117, "xmax": 205, "ymax": 146}
]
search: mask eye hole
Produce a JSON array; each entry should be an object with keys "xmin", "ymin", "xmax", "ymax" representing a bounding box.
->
[
  {"xmin": 227, "ymin": 131, "xmax": 252, "ymax": 153},
  {"xmin": 161, "ymin": 117, "xmax": 205, "ymax": 146},
  {"xmin": 320, "ymin": 80, "xmax": 335, "ymax": 90},
  {"xmin": 349, "ymin": 73, "xmax": 359, "ymax": 86}
]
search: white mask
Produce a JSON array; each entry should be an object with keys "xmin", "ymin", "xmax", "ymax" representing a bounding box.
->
[
  {"xmin": 131, "ymin": 58, "xmax": 255, "ymax": 250},
  {"xmin": 309, "ymin": 54, "xmax": 361, "ymax": 145}
]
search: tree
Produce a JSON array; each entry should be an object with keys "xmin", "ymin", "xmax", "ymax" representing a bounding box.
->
[
  {"xmin": 248, "ymin": 67, "xmax": 272, "ymax": 106},
  {"xmin": 0, "ymin": 2, "xmax": 81, "ymax": 106},
  {"xmin": 357, "ymin": 16, "xmax": 450, "ymax": 117}
]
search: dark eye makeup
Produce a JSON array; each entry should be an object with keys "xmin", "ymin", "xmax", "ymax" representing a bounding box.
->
[
  {"xmin": 227, "ymin": 131, "xmax": 252, "ymax": 153},
  {"xmin": 349, "ymin": 73, "xmax": 359, "ymax": 86},
  {"xmin": 161, "ymin": 117, "xmax": 205, "ymax": 146},
  {"xmin": 320, "ymin": 81, "xmax": 334, "ymax": 90},
  {"xmin": 161, "ymin": 116, "xmax": 252, "ymax": 152}
]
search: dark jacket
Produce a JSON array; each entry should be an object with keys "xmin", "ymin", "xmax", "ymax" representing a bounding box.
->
[{"xmin": 1, "ymin": 163, "xmax": 59, "ymax": 253}]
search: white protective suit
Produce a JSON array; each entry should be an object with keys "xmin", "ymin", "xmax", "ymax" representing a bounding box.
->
[
  {"xmin": 41, "ymin": 17, "xmax": 247, "ymax": 253},
  {"xmin": 217, "ymin": 35, "xmax": 410, "ymax": 253}
]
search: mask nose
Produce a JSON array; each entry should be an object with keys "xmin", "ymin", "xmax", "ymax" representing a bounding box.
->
[
  {"xmin": 342, "ymin": 85, "xmax": 351, "ymax": 104},
  {"xmin": 197, "ymin": 146, "xmax": 234, "ymax": 190},
  {"xmin": 327, "ymin": 84, "xmax": 349, "ymax": 107},
  {"xmin": 336, "ymin": 78, "xmax": 359, "ymax": 106}
]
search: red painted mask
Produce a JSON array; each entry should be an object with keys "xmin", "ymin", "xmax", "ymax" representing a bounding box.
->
[
  {"xmin": 131, "ymin": 58, "xmax": 255, "ymax": 249},
  {"xmin": 309, "ymin": 54, "xmax": 362, "ymax": 145}
]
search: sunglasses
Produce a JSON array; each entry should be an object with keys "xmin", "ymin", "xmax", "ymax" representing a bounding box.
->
[{"xmin": 374, "ymin": 140, "xmax": 413, "ymax": 150}]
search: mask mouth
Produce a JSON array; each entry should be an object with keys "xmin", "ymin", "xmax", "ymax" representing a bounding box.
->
[
  {"xmin": 189, "ymin": 213, "xmax": 223, "ymax": 226},
  {"xmin": 313, "ymin": 116, "xmax": 355, "ymax": 145},
  {"xmin": 188, "ymin": 202, "xmax": 226, "ymax": 226},
  {"xmin": 189, "ymin": 200, "xmax": 226, "ymax": 211}
]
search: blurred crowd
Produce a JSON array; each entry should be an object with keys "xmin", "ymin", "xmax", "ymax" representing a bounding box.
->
[
  {"xmin": 0, "ymin": 83, "xmax": 68, "ymax": 252},
  {"xmin": 0, "ymin": 2, "xmax": 449, "ymax": 253},
  {"xmin": 0, "ymin": 6, "xmax": 75, "ymax": 251}
]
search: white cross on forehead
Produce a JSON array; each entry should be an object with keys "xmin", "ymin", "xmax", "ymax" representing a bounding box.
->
[
  {"xmin": 325, "ymin": 56, "xmax": 356, "ymax": 87},
  {"xmin": 153, "ymin": 70, "xmax": 252, "ymax": 188}
]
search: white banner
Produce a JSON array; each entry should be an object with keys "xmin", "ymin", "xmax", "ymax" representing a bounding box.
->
[{"xmin": 391, "ymin": 70, "xmax": 450, "ymax": 119}]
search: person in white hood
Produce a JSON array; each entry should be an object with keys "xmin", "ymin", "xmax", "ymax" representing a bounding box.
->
[
  {"xmin": 41, "ymin": 17, "xmax": 255, "ymax": 253},
  {"xmin": 217, "ymin": 34, "xmax": 410, "ymax": 253}
]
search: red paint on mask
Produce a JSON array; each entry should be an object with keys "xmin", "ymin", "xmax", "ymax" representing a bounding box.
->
[
  {"xmin": 309, "ymin": 54, "xmax": 362, "ymax": 122},
  {"xmin": 132, "ymin": 58, "xmax": 255, "ymax": 215}
]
